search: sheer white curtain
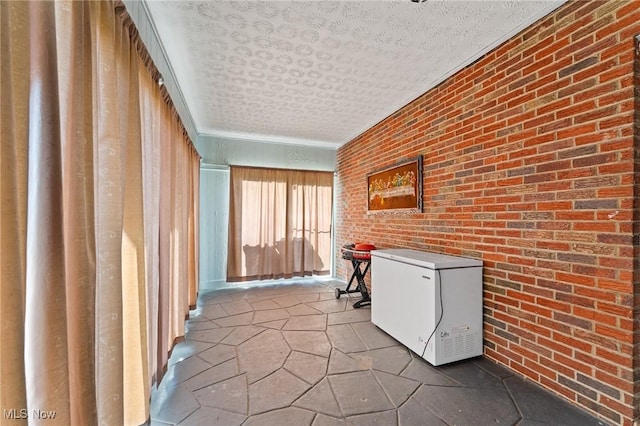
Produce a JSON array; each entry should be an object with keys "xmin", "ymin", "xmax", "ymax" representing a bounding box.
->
[
  {"xmin": 1, "ymin": 1, "xmax": 200, "ymax": 423},
  {"xmin": 227, "ymin": 167, "xmax": 333, "ymax": 282}
]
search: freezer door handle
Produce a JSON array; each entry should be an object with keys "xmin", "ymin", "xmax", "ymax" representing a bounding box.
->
[{"xmin": 421, "ymin": 275, "xmax": 431, "ymax": 280}]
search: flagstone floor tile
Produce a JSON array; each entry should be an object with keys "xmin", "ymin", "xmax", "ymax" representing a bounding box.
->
[{"xmin": 149, "ymin": 279, "xmax": 606, "ymax": 426}]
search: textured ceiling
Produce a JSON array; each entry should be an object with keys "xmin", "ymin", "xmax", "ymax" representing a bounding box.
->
[{"xmin": 146, "ymin": 0, "xmax": 564, "ymax": 148}]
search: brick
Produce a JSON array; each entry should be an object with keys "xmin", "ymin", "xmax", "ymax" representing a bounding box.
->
[
  {"xmin": 573, "ymin": 175, "xmax": 619, "ymax": 189},
  {"xmin": 574, "ymin": 82, "xmax": 620, "ymax": 105},
  {"xmin": 576, "ymin": 57, "xmax": 619, "ymax": 85},
  {"xmin": 537, "ymin": 201, "xmax": 572, "ymax": 211},
  {"xmin": 556, "ymin": 189, "xmax": 597, "ymax": 201},
  {"xmin": 576, "ymin": 396, "xmax": 621, "ymax": 424},
  {"xmin": 575, "ymin": 105, "xmax": 619, "ymax": 124},
  {"xmin": 574, "ymin": 286, "xmax": 616, "ymax": 304},
  {"xmin": 554, "ymin": 311, "xmax": 594, "ymax": 331},
  {"xmin": 558, "ymin": 375, "xmax": 599, "ymax": 401},
  {"xmin": 556, "ymin": 99, "xmax": 598, "ymax": 120},
  {"xmin": 556, "ymin": 77, "xmax": 598, "ymax": 100},
  {"xmin": 511, "ymin": 362, "xmax": 540, "ymax": 382},
  {"xmin": 508, "ymin": 74, "xmax": 537, "ymax": 91},
  {"xmin": 595, "ymin": 324, "xmax": 633, "ymax": 344},
  {"xmin": 545, "ymin": 379, "xmax": 581, "ymax": 407},
  {"xmin": 558, "ymin": 56, "xmax": 598, "ymax": 78},
  {"xmin": 595, "ymin": 347, "xmax": 633, "ymax": 370},
  {"xmin": 597, "ymin": 278, "xmax": 633, "ymax": 293},
  {"xmin": 576, "ymin": 34, "xmax": 618, "ymax": 62},
  {"xmin": 335, "ymin": 1, "xmax": 637, "ymax": 423},
  {"xmin": 600, "ymin": 64, "xmax": 632, "ymax": 83},
  {"xmin": 524, "ymin": 358, "xmax": 560, "ymax": 380},
  {"xmin": 574, "ymin": 199, "xmax": 619, "ymax": 210},
  {"xmin": 574, "ymin": 13, "xmax": 615, "ymax": 43},
  {"xmin": 556, "ymin": 294, "xmax": 595, "ymax": 309},
  {"xmin": 540, "ymin": 356, "xmax": 577, "ymax": 380},
  {"xmin": 558, "ymin": 271, "xmax": 599, "ymax": 288},
  {"xmin": 536, "ymin": 296, "xmax": 571, "ymax": 313},
  {"xmin": 572, "ymin": 152, "xmax": 617, "ymax": 168},
  {"xmin": 598, "ymin": 255, "xmax": 633, "ymax": 269},
  {"xmin": 563, "ymin": 30, "xmax": 596, "ymax": 54}
]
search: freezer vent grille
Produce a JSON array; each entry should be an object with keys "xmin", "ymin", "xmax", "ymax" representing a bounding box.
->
[{"xmin": 443, "ymin": 332, "xmax": 477, "ymax": 360}]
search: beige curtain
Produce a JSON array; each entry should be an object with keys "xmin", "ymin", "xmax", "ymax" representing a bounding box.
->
[
  {"xmin": 1, "ymin": 1, "xmax": 200, "ymax": 424},
  {"xmin": 227, "ymin": 167, "xmax": 333, "ymax": 281}
]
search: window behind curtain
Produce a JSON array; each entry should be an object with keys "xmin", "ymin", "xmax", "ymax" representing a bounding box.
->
[{"xmin": 227, "ymin": 166, "xmax": 333, "ymax": 282}]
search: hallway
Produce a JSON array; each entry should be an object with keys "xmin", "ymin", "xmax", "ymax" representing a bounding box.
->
[{"xmin": 150, "ymin": 280, "xmax": 605, "ymax": 425}]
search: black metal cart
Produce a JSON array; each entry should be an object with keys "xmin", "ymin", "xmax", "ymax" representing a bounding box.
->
[{"xmin": 335, "ymin": 244, "xmax": 373, "ymax": 309}]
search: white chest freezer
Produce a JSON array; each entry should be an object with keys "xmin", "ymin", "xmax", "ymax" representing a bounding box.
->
[{"xmin": 371, "ymin": 249, "xmax": 483, "ymax": 366}]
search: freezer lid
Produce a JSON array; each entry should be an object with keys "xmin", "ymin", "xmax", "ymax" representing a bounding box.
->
[{"xmin": 371, "ymin": 248, "xmax": 482, "ymax": 269}]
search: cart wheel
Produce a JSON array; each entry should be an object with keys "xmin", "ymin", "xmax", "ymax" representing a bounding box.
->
[{"xmin": 335, "ymin": 288, "xmax": 341, "ymax": 299}]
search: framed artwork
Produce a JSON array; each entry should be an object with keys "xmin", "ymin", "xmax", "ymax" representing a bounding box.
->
[{"xmin": 367, "ymin": 155, "xmax": 423, "ymax": 214}]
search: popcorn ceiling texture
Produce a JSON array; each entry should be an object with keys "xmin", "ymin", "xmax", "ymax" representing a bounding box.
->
[
  {"xmin": 336, "ymin": 1, "xmax": 640, "ymax": 424},
  {"xmin": 146, "ymin": 0, "xmax": 561, "ymax": 146}
]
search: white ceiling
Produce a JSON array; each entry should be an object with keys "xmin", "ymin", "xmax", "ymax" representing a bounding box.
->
[{"xmin": 145, "ymin": 0, "xmax": 564, "ymax": 149}]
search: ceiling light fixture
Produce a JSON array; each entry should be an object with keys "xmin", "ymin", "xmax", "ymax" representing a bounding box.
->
[{"xmin": 411, "ymin": 0, "xmax": 428, "ymax": 3}]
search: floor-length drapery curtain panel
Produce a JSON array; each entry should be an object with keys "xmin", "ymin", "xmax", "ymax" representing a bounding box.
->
[
  {"xmin": 1, "ymin": 1, "xmax": 30, "ymax": 422},
  {"xmin": 227, "ymin": 167, "xmax": 333, "ymax": 282},
  {"xmin": 1, "ymin": 1, "xmax": 200, "ymax": 424}
]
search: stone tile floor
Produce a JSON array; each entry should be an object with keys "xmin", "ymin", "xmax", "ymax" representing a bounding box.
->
[{"xmin": 150, "ymin": 279, "xmax": 607, "ymax": 426}]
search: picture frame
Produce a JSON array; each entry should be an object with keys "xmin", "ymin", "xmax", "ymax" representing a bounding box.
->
[{"xmin": 367, "ymin": 155, "xmax": 423, "ymax": 214}]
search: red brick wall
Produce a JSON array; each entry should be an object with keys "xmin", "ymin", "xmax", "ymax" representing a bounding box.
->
[{"xmin": 335, "ymin": 1, "xmax": 640, "ymax": 424}]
